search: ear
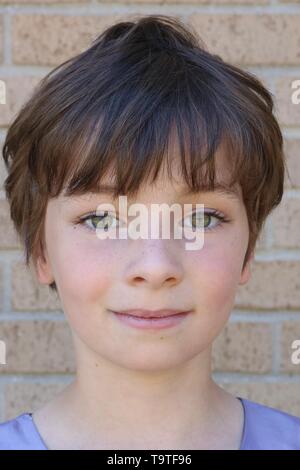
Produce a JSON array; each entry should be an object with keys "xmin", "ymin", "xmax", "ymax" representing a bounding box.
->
[
  {"xmin": 33, "ymin": 242, "xmax": 55, "ymax": 286},
  {"xmin": 239, "ymin": 250, "xmax": 255, "ymax": 286}
]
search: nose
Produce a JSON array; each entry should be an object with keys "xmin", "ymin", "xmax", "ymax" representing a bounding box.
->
[{"xmin": 125, "ymin": 239, "xmax": 184, "ymax": 289}]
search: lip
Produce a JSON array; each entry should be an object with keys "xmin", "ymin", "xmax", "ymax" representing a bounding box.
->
[
  {"xmin": 109, "ymin": 309, "xmax": 191, "ymax": 318},
  {"xmin": 109, "ymin": 309, "xmax": 193, "ymax": 330}
]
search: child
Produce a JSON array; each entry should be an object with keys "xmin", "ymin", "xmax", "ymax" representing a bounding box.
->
[{"xmin": 0, "ymin": 14, "xmax": 299, "ymax": 450}]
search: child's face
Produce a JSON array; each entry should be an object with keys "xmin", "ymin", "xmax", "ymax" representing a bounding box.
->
[{"xmin": 36, "ymin": 148, "xmax": 253, "ymax": 371}]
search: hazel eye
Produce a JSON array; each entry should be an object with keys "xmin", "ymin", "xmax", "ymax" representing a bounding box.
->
[
  {"xmin": 79, "ymin": 211, "xmax": 120, "ymax": 232},
  {"xmin": 182, "ymin": 209, "xmax": 229, "ymax": 232}
]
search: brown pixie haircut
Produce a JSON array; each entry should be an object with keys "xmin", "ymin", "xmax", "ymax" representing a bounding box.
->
[{"xmin": 2, "ymin": 14, "xmax": 288, "ymax": 294}]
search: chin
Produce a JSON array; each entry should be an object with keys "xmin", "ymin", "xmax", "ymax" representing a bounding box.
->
[{"xmin": 109, "ymin": 349, "xmax": 194, "ymax": 372}]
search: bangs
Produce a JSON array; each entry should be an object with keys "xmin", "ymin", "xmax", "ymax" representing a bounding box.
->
[{"xmin": 32, "ymin": 43, "xmax": 267, "ymax": 203}]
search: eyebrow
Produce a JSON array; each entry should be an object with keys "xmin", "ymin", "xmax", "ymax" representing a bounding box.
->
[
  {"xmin": 81, "ymin": 183, "xmax": 240, "ymax": 201},
  {"xmin": 181, "ymin": 183, "xmax": 240, "ymax": 201}
]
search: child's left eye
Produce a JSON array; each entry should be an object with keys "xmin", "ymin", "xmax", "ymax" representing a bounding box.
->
[{"xmin": 183, "ymin": 209, "xmax": 230, "ymax": 232}]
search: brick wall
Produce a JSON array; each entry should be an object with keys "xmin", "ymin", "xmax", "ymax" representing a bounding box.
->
[{"xmin": 0, "ymin": 0, "xmax": 300, "ymax": 421}]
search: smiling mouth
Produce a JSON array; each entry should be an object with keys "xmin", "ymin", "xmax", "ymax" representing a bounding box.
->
[
  {"xmin": 109, "ymin": 309, "xmax": 192, "ymax": 330},
  {"xmin": 109, "ymin": 308, "xmax": 192, "ymax": 319}
]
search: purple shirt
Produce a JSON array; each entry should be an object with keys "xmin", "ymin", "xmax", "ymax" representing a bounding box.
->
[{"xmin": 0, "ymin": 397, "xmax": 300, "ymax": 450}]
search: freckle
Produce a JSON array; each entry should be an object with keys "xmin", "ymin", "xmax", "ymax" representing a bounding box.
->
[{"xmin": 160, "ymin": 336, "xmax": 164, "ymax": 340}]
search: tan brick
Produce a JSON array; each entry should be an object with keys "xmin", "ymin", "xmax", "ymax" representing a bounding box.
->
[
  {"xmin": 274, "ymin": 76, "xmax": 300, "ymax": 127},
  {"xmin": 270, "ymin": 198, "xmax": 300, "ymax": 248},
  {"xmin": 280, "ymin": 322, "xmax": 300, "ymax": 373},
  {"xmin": 11, "ymin": 260, "xmax": 62, "ymax": 311},
  {"xmin": 13, "ymin": 14, "xmax": 300, "ymax": 67},
  {"xmin": 212, "ymin": 322, "xmax": 272, "ymax": 373},
  {"xmin": 0, "ymin": 320, "xmax": 75, "ymax": 373},
  {"xmin": 0, "ymin": 264, "xmax": 3, "ymax": 310},
  {"xmin": 235, "ymin": 260, "xmax": 300, "ymax": 309},
  {"xmin": 2, "ymin": 381, "xmax": 71, "ymax": 421},
  {"xmin": 12, "ymin": 14, "xmax": 123, "ymax": 66},
  {"xmin": 218, "ymin": 381, "xmax": 300, "ymax": 417},
  {"xmin": 0, "ymin": 0, "xmax": 87, "ymax": 3},
  {"xmin": 0, "ymin": 17, "xmax": 3, "ymax": 64},
  {"xmin": 188, "ymin": 15, "xmax": 300, "ymax": 66},
  {"xmin": 0, "ymin": 200, "xmax": 21, "ymax": 249},
  {"xmin": 98, "ymin": 0, "xmax": 267, "ymax": 3},
  {"xmin": 0, "ymin": 76, "xmax": 41, "ymax": 127},
  {"xmin": 283, "ymin": 139, "xmax": 300, "ymax": 189}
]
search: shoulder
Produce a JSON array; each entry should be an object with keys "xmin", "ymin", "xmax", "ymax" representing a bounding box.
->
[
  {"xmin": 0, "ymin": 412, "xmax": 47, "ymax": 450},
  {"xmin": 240, "ymin": 397, "xmax": 300, "ymax": 450}
]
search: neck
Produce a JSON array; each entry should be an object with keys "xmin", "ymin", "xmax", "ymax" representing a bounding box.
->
[{"xmin": 56, "ymin": 342, "xmax": 234, "ymax": 449}]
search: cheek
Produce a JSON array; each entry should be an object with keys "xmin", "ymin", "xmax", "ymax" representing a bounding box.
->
[
  {"xmin": 49, "ymin": 232, "xmax": 118, "ymax": 305},
  {"xmin": 188, "ymin": 235, "xmax": 245, "ymax": 308}
]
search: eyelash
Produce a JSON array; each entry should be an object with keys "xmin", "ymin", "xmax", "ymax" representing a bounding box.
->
[
  {"xmin": 186, "ymin": 209, "xmax": 231, "ymax": 233},
  {"xmin": 75, "ymin": 209, "xmax": 231, "ymax": 234}
]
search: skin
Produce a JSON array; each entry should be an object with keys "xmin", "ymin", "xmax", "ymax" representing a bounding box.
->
[{"xmin": 32, "ymin": 146, "xmax": 254, "ymax": 450}]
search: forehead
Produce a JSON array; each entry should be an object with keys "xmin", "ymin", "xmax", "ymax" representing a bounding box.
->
[{"xmin": 77, "ymin": 180, "xmax": 242, "ymax": 203}]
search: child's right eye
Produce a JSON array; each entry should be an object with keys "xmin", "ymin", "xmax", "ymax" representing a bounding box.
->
[{"xmin": 78, "ymin": 211, "xmax": 120, "ymax": 232}]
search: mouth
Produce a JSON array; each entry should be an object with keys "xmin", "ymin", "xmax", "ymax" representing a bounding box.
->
[
  {"xmin": 109, "ymin": 309, "xmax": 192, "ymax": 318},
  {"xmin": 108, "ymin": 309, "xmax": 193, "ymax": 330}
]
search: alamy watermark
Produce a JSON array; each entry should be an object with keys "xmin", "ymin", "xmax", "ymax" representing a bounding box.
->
[
  {"xmin": 291, "ymin": 79, "xmax": 300, "ymax": 105},
  {"xmin": 0, "ymin": 340, "xmax": 6, "ymax": 365},
  {"xmin": 0, "ymin": 79, "xmax": 6, "ymax": 105},
  {"xmin": 84, "ymin": 197, "xmax": 208, "ymax": 251},
  {"xmin": 291, "ymin": 340, "xmax": 300, "ymax": 365}
]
